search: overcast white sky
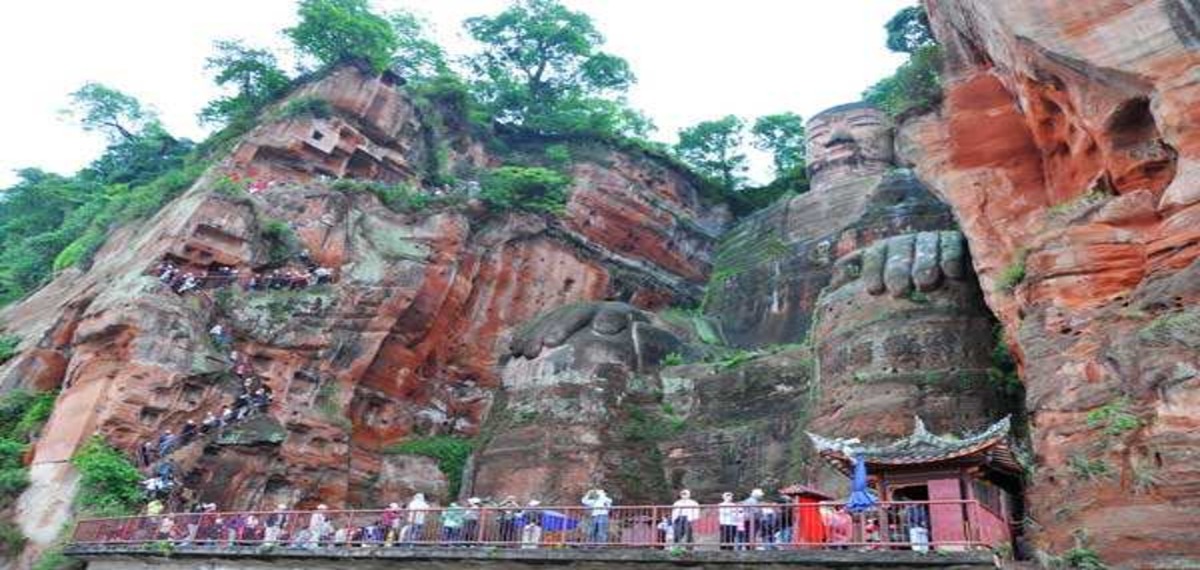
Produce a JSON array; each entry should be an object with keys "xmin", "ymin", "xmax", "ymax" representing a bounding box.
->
[{"xmin": 0, "ymin": 1, "xmax": 911, "ymax": 187}]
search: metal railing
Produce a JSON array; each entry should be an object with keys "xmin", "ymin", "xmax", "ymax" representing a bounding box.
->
[{"xmin": 71, "ymin": 500, "xmax": 991, "ymax": 552}]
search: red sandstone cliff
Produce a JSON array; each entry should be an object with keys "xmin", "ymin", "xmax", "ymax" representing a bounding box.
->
[
  {"xmin": 0, "ymin": 66, "xmax": 727, "ymax": 544},
  {"xmin": 900, "ymin": 0, "xmax": 1200, "ymax": 565}
]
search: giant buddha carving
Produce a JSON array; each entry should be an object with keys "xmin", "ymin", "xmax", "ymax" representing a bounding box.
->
[
  {"xmin": 806, "ymin": 103, "xmax": 896, "ymax": 193},
  {"xmin": 705, "ymin": 102, "xmax": 958, "ymax": 347}
]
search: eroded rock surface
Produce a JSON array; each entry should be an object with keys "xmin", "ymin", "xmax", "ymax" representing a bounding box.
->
[
  {"xmin": 470, "ymin": 302, "xmax": 680, "ymax": 504},
  {"xmin": 898, "ymin": 0, "xmax": 1200, "ymax": 564}
]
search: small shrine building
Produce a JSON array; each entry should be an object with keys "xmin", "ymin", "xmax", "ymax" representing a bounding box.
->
[{"xmin": 807, "ymin": 416, "xmax": 1023, "ymax": 549}]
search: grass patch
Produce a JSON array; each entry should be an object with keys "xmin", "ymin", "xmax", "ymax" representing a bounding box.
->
[
  {"xmin": 1067, "ymin": 453, "xmax": 1112, "ymax": 483},
  {"xmin": 0, "ymin": 389, "xmax": 59, "ymax": 506},
  {"xmin": 1085, "ymin": 397, "xmax": 1139, "ymax": 437},
  {"xmin": 279, "ymin": 95, "xmax": 332, "ymax": 120},
  {"xmin": 315, "ymin": 381, "xmax": 351, "ymax": 430},
  {"xmin": 387, "ymin": 436, "xmax": 474, "ymax": 498},
  {"xmin": 31, "ymin": 544, "xmax": 82, "ymax": 570},
  {"xmin": 330, "ymin": 179, "xmax": 448, "ymax": 213},
  {"xmin": 710, "ymin": 348, "xmax": 763, "ymax": 370},
  {"xmin": 996, "ymin": 248, "xmax": 1029, "ymax": 293},
  {"xmin": 212, "ymin": 174, "xmax": 247, "ymax": 198}
]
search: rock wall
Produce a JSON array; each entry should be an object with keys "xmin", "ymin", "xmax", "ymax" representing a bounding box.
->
[
  {"xmin": 899, "ymin": 0, "xmax": 1200, "ymax": 565},
  {"xmin": 470, "ymin": 302, "xmax": 681, "ymax": 504},
  {"xmin": 657, "ymin": 346, "xmax": 815, "ymax": 500},
  {"xmin": 0, "ymin": 65, "xmax": 728, "ymax": 542}
]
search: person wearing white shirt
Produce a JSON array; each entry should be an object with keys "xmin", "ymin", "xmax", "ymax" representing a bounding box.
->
[
  {"xmin": 581, "ymin": 489, "xmax": 613, "ymax": 544},
  {"xmin": 671, "ymin": 489, "xmax": 700, "ymax": 546},
  {"xmin": 407, "ymin": 493, "xmax": 430, "ymax": 544},
  {"xmin": 717, "ymin": 492, "xmax": 743, "ymax": 550}
]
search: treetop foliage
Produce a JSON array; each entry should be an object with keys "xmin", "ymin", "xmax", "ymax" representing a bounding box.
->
[
  {"xmin": 885, "ymin": 6, "xmax": 936, "ymax": 54},
  {"xmin": 199, "ymin": 39, "xmax": 291, "ymax": 127},
  {"xmin": 750, "ymin": 112, "xmax": 806, "ymax": 177},
  {"xmin": 286, "ymin": 0, "xmax": 399, "ymax": 74},
  {"xmin": 63, "ymin": 83, "xmax": 157, "ymax": 143},
  {"xmin": 865, "ymin": 5, "xmax": 942, "ymax": 117},
  {"xmin": 674, "ymin": 115, "xmax": 748, "ymax": 191},
  {"xmin": 389, "ymin": 9, "xmax": 450, "ymax": 83},
  {"xmin": 464, "ymin": 0, "xmax": 641, "ymax": 137}
]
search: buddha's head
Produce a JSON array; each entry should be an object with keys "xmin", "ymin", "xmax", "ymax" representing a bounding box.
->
[{"xmin": 806, "ymin": 103, "xmax": 895, "ymax": 192}]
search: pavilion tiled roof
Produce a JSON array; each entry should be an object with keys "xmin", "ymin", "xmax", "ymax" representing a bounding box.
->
[{"xmin": 806, "ymin": 416, "xmax": 1022, "ymax": 476}]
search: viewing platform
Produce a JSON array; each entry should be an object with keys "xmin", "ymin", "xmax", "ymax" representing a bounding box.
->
[{"xmin": 66, "ymin": 500, "xmax": 998, "ymax": 569}]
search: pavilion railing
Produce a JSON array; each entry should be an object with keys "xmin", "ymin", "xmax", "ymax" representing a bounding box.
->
[{"xmin": 71, "ymin": 500, "xmax": 991, "ymax": 552}]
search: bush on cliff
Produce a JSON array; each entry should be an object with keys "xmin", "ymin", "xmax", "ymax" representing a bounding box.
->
[
  {"xmin": 0, "ymin": 336, "xmax": 18, "ymax": 366},
  {"xmin": 71, "ymin": 436, "xmax": 143, "ymax": 516},
  {"xmin": 388, "ymin": 436, "xmax": 474, "ymax": 498},
  {"xmin": 0, "ymin": 438, "xmax": 29, "ymax": 502},
  {"xmin": 259, "ymin": 218, "xmax": 302, "ymax": 266},
  {"xmin": 480, "ymin": 166, "xmax": 571, "ymax": 215}
]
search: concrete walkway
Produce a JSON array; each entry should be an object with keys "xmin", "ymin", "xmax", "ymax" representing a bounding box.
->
[{"xmin": 68, "ymin": 544, "xmax": 996, "ymax": 569}]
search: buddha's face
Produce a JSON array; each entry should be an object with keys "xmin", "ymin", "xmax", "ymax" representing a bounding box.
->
[{"xmin": 806, "ymin": 105, "xmax": 894, "ymax": 190}]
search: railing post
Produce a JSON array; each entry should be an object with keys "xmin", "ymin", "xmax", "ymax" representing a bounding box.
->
[{"xmin": 477, "ymin": 507, "xmax": 487, "ymax": 546}]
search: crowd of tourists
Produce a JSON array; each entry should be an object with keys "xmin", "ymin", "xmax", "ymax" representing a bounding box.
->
[
  {"xmin": 105, "ymin": 487, "xmax": 931, "ymax": 552},
  {"xmin": 135, "ymin": 344, "xmax": 274, "ymax": 504},
  {"xmin": 155, "ymin": 254, "xmax": 334, "ymax": 296}
]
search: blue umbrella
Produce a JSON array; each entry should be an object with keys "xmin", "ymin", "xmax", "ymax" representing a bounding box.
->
[
  {"xmin": 539, "ymin": 511, "xmax": 579, "ymax": 532},
  {"xmin": 845, "ymin": 453, "xmax": 878, "ymax": 513}
]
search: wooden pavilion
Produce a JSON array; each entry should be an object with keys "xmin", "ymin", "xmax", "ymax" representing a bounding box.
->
[{"xmin": 807, "ymin": 416, "xmax": 1023, "ymax": 549}]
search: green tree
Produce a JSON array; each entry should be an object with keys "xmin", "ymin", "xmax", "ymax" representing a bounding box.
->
[
  {"xmin": 750, "ymin": 112, "xmax": 806, "ymax": 177},
  {"xmin": 674, "ymin": 115, "xmax": 747, "ymax": 190},
  {"xmin": 388, "ymin": 9, "xmax": 449, "ymax": 83},
  {"xmin": 81, "ymin": 123, "xmax": 193, "ymax": 186},
  {"xmin": 864, "ymin": 5, "xmax": 943, "ymax": 117},
  {"xmin": 863, "ymin": 44, "xmax": 943, "ymax": 116},
  {"xmin": 885, "ymin": 6, "xmax": 936, "ymax": 54},
  {"xmin": 0, "ymin": 170, "xmax": 102, "ymax": 303},
  {"xmin": 62, "ymin": 83, "xmax": 155, "ymax": 143},
  {"xmin": 286, "ymin": 0, "xmax": 398, "ymax": 74},
  {"xmin": 199, "ymin": 39, "xmax": 292, "ymax": 126},
  {"xmin": 464, "ymin": 0, "xmax": 642, "ymax": 137}
]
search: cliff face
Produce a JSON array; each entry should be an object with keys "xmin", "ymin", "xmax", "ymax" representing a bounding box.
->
[
  {"xmin": 0, "ymin": 66, "xmax": 727, "ymax": 528},
  {"xmin": 902, "ymin": 0, "xmax": 1200, "ymax": 564}
]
